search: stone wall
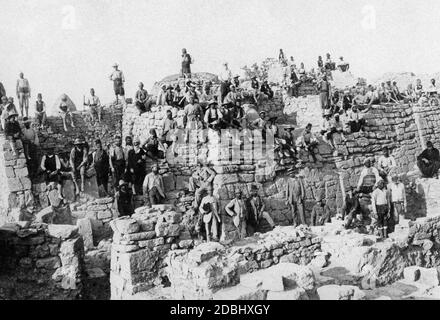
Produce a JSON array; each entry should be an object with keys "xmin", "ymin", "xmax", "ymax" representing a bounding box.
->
[
  {"xmin": 0, "ymin": 137, "xmax": 33, "ymax": 226},
  {"xmin": 0, "ymin": 222, "xmax": 84, "ymax": 299}
]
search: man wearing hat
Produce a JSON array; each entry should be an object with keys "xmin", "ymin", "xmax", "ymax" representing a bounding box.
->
[
  {"xmin": 127, "ymin": 139, "xmax": 147, "ymax": 195},
  {"xmin": 165, "ymin": 85, "xmax": 175, "ymax": 106},
  {"xmin": 371, "ymin": 179, "xmax": 391, "ymax": 239},
  {"xmin": 109, "ymin": 136, "xmax": 126, "ymax": 188},
  {"xmin": 280, "ymin": 125, "xmax": 297, "ymax": 159},
  {"xmin": 22, "ymin": 117, "xmax": 39, "ymax": 174},
  {"xmin": 199, "ymin": 83, "xmax": 215, "ymax": 108},
  {"xmin": 286, "ymin": 169, "xmax": 307, "ymax": 226},
  {"xmin": 388, "ymin": 174, "xmax": 406, "ymax": 230},
  {"xmin": 115, "ymin": 180, "xmax": 134, "ymax": 217},
  {"xmin": 156, "ymin": 84, "xmax": 168, "ymax": 106},
  {"xmin": 84, "ymin": 88, "xmax": 102, "ymax": 123},
  {"xmin": 91, "ymin": 139, "xmax": 110, "ymax": 197},
  {"xmin": 161, "ymin": 109, "xmax": 177, "ymax": 148},
  {"xmin": 4, "ymin": 112, "xmax": 22, "ymax": 157},
  {"xmin": 135, "ymin": 82, "xmax": 150, "ymax": 115},
  {"xmin": 2, "ymin": 97, "xmax": 18, "ymax": 125},
  {"xmin": 197, "ymin": 185, "xmax": 220, "ymax": 242},
  {"xmin": 181, "ymin": 48, "xmax": 192, "ymax": 79},
  {"xmin": 225, "ymin": 189, "xmax": 248, "ymax": 239},
  {"xmin": 250, "ymin": 76, "xmax": 260, "ymax": 104},
  {"xmin": 317, "ymin": 75, "xmax": 331, "ymax": 110},
  {"xmin": 377, "ymin": 147, "xmax": 397, "ymax": 182},
  {"xmin": 70, "ymin": 137, "xmax": 88, "ymax": 195},
  {"xmin": 40, "ymin": 147, "xmax": 64, "ymax": 200},
  {"xmin": 357, "ymin": 157, "xmax": 380, "ymax": 194},
  {"xmin": 142, "ymin": 164, "xmax": 166, "ymax": 206},
  {"xmin": 109, "ymin": 63, "xmax": 126, "ymax": 106},
  {"xmin": 204, "ymin": 100, "xmax": 223, "ymax": 131},
  {"xmin": 296, "ymin": 123, "xmax": 319, "ymax": 162},
  {"xmin": 34, "ymin": 93, "xmax": 47, "ymax": 128},
  {"xmin": 247, "ymin": 185, "xmax": 275, "ymax": 235},
  {"xmin": 224, "ymin": 84, "xmax": 239, "ymax": 106}
]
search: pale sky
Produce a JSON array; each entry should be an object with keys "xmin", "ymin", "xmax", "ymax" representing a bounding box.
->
[{"xmin": 1, "ymin": 0, "xmax": 440, "ymax": 110}]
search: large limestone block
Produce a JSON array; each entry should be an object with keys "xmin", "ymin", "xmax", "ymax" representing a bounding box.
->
[
  {"xmin": 110, "ymin": 217, "xmax": 140, "ymax": 235},
  {"xmin": 317, "ymin": 285, "xmax": 366, "ymax": 300},
  {"xmin": 47, "ymin": 224, "xmax": 79, "ymax": 240},
  {"xmin": 213, "ymin": 285, "xmax": 268, "ymax": 300}
]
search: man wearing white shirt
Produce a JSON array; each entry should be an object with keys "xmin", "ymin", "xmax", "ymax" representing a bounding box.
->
[
  {"xmin": 84, "ymin": 88, "xmax": 102, "ymax": 122},
  {"xmin": 357, "ymin": 158, "xmax": 380, "ymax": 194},
  {"xmin": 377, "ymin": 147, "xmax": 397, "ymax": 181},
  {"xmin": 389, "ymin": 175, "xmax": 406, "ymax": 228},
  {"xmin": 371, "ymin": 179, "xmax": 391, "ymax": 239},
  {"xmin": 219, "ymin": 62, "xmax": 232, "ymax": 104}
]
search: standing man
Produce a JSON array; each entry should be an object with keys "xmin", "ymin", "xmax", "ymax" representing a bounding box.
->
[
  {"xmin": 357, "ymin": 158, "xmax": 381, "ymax": 194},
  {"xmin": 92, "ymin": 139, "xmax": 110, "ymax": 197},
  {"xmin": 318, "ymin": 75, "xmax": 331, "ymax": 110},
  {"xmin": 40, "ymin": 147, "xmax": 63, "ymax": 200},
  {"xmin": 84, "ymin": 88, "xmax": 102, "ymax": 123},
  {"xmin": 16, "ymin": 72, "xmax": 31, "ymax": 117},
  {"xmin": 109, "ymin": 136, "xmax": 126, "ymax": 188},
  {"xmin": 127, "ymin": 139, "xmax": 147, "ymax": 195},
  {"xmin": 342, "ymin": 187, "xmax": 364, "ymax": 229},
  {"xmin": 219, "ymin": 62, "xmax": 232, "ymax": 104},
  {"xmin": 109, "ymin": 63, "xmax": 126, "ymax": 106},
  {"xmin": 198, "ymin": 185, "xmax": 220, "ymax": 242},
  {"xmin": 142, "ymin": 164, "xmax": 166, "ymax": 206},
  {"xmin": 247, "ymin": 185, "xmax": 275, "ymax": 235},
  {"xmin": 0, "ymin": 80, "xmax": 6, "ymax": 100},
  {"xmin": 135, "ymin": 82, "xmax": 150, "ymax": 115},
  {"xmin": 389, "ymin": 174, "xmax": 407, "ymax": 229},
  {"xmin": 70, "ymin": 137, "xmax": 88, "ymax": 195},
  {"xmin": 181, "ymin": 48, "xmax": 192, "ymax": 79},
  {"xmin": 286, "ymin": 169, "xmax": 306, "ymax": 226},
  {"xmin": 34, "ymin": 93, "xmax": 47, "ymax": 128},
  {"xmin": 189, "ymin": 161, "xmax": 216, "ymax": 209},
  {"xmin": 371, "ymin": 179, "xmax": 391, "ymax": 239},
  {"xmin": 225, "ymin": 189, "xmax": 248, "ymax": 240}
]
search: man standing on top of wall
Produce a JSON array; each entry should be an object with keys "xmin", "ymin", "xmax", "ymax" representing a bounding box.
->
[
  {"xmin": 181, "ymin": 48, "xmax": 192, "ymax": 79},
  {"xmin": 16, "ymin": 72, "xmax": 31, "ymax": 118},
  {"xmin": 109, "ymin": 63, "xmax": 126, "ymax": 106},
  {"xmin": 189, "ymin": 160, "xmax": 216, "ymax": 209},
  {"xmin": 219, "ymin": 62, "xmax": 232, "ymax": 104}
]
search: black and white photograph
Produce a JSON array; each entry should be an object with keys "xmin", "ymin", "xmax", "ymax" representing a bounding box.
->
[{"xmin": 0, "ymin": 0, "xmax": 440, "ymax": 307}]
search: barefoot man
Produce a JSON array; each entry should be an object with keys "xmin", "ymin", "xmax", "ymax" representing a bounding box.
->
[{"xmin": 16, "ymin": 72, "xmax": 31, "ymax": 117}]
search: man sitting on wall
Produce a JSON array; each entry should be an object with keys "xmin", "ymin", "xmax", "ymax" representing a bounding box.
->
[
  {"xmin": 417, "ymin": 141, "xmax": 440, "ymax": 178},
  {"xmin": 142, "ymin": 164, "xmax": 166, "ymax": 207},
  {"xmin": 115, "ymin": 180, "xmax": 134, "ymax": 217},
  {"xmin": 197, "ymin": 185, "xmax": 220, "ymax": 242},
  {"xmin": 135, "ymin": 82, "xmax": 150, "ymax": 115}
]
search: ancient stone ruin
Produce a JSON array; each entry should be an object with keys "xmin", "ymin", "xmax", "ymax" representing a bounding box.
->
[{"xmin": 1, "ymin": 60, "xmax": 440, "ymax": 301}]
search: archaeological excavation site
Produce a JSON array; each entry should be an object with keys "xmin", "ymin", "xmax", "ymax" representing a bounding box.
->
[{"xmin": 1, "ymin": 57, "xmax": 440, "ymax": 302}]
